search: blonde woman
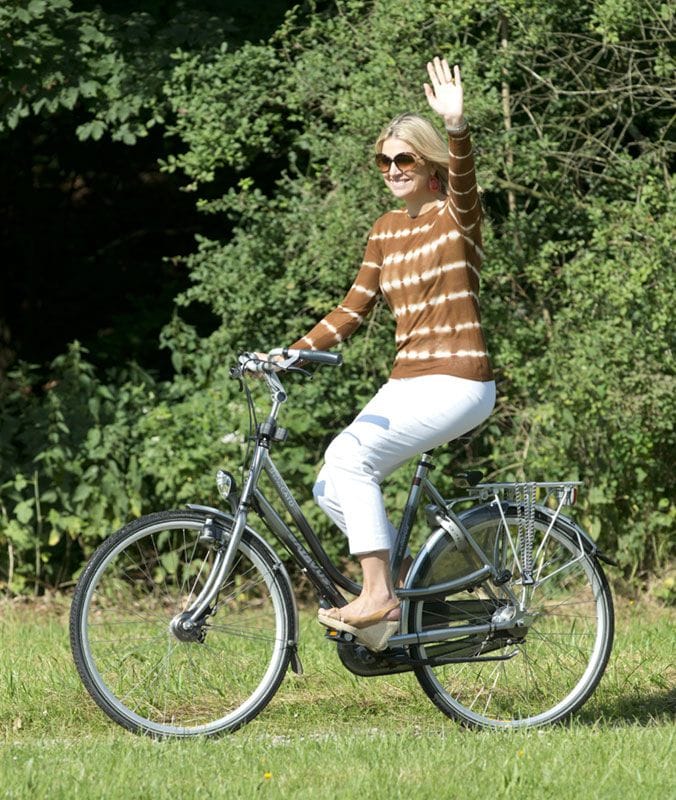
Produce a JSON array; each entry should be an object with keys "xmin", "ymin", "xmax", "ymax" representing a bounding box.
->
[{"xmin": 289, "ymin": 57, "xmax": 495, "ymax": 650}]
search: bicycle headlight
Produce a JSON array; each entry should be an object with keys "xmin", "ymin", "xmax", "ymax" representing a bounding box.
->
[{"xmin": 216, "ymin": 469, "xmax": 234, "ymax": 500}]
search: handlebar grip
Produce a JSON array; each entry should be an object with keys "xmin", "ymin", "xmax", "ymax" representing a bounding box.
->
[{"xmin": 288, "ymin": 349, "xmax": 343, "ymax": 366}]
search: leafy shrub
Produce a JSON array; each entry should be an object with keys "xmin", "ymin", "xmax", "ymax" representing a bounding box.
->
[
  {"xmin": 158, "ymin": 0, "xmax": 674, "ymax": 574},
  {"xmin": 0, "ymin": 344, "xmax": 153, "ymax": 592},
  {"xmin": 0, "ymin": 0, "xmax": 673, "ymax": 592}
]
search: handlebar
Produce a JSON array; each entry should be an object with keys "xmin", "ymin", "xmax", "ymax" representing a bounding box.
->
[
  {"xmin": 229, "ymin": 348, "xmax": 342, "ymax": 440},
  {"xmin": 231, "ymin": 348, "xmax": 343, "ymax": 378},
  {"xmin": 274, "ymin": 348, "xmax": 343, "ymax": 367}
]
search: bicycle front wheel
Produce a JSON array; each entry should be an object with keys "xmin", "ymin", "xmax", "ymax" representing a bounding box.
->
[
  {"xmin": 409, "ymin": 506, "xmax": 614, "ymax": 729},
  {"xmin": 70, "ymin": 510, "xmax": 295, "ymax": 737}
]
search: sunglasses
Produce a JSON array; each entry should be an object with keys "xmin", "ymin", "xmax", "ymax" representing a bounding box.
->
[{"xmin": 374, "ymin": 152, "xmax": 421, "ymax": 173}]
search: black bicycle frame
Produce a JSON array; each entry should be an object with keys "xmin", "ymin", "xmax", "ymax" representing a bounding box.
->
[
  {"xmin": 244, "ymin": 442, "xmax": 504, "ymax": 612},
  {"xmin": 180, "ymin": 362, "xmax": 516, "ymax": 649}
]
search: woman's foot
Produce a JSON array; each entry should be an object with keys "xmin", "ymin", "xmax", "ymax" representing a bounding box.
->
[
  {"xmin": 317, "ymin": 549, "xmax": 401, "ymax": 650},
  {"xmin": 317, "ymin": 600, "xmax": 400, "ymax": 652},
  {"xmin": 327, "ymin": 593, "xmax": 400, "ymax": 624}
]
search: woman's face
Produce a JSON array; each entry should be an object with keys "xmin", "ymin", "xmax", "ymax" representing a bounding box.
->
[{"xmin": 379, "ymin": 137, "xmax": 432, "ymax": 202}]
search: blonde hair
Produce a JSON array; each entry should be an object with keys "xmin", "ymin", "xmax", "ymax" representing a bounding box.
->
[{"xmin": 375, "ymin": 112, "xmax": 449, "ymax": 194}]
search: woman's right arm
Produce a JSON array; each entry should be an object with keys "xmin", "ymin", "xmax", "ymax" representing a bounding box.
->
[{"xmin": 290, "ymin": 233, "xmax": 383, "ymax": 351}]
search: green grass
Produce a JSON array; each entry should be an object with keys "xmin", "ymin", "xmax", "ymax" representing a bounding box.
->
[{"xmin": 0, "ymin": 595, "xmax": 674, "ymax": 799}]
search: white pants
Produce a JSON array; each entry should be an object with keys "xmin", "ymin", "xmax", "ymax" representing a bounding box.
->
[{"xmin": 313, "ymin": 374, "xmax": 496, "ymax": 555}]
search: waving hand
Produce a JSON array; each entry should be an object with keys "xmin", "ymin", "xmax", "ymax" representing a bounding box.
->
[{"xmin": 424, "ymin": 57, "xmax": 465, "ymax": 129}]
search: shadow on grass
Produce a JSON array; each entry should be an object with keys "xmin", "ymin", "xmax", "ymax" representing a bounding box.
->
[
  {"xmin": 272, "ymin": 676, "xmax": 676, "ymax": 732},
  {"xmin": 578, "ymin": 687, "xmax": 676, "ymax": 727}
]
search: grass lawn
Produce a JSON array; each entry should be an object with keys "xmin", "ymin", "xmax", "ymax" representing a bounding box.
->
[{"xmin": 0, "ymin": 594, "xmax": 673, "ymax": 799}]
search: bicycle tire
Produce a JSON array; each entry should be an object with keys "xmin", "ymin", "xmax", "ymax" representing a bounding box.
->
[
  {"xmin": 70, "ymin": 509, "xmax": 295, "ymax": 737},
  {"xmin": 409, "ymin": 504, "xmax": 614, "ymax": 729}
]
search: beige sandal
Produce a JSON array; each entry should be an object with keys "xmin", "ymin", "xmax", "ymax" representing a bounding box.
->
[{"xmin": 317, "ymin": 602, "xmax": 400, "ymax": 652}]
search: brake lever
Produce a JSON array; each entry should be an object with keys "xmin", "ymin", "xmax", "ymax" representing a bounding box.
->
[{"xmin": 286, "ymin": 365, "xmax": 312, "ymax": 378}]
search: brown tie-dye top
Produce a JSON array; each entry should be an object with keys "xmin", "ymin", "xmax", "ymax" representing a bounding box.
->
[{"xmin": 290, "ymin": 125, "xmax": 492, "ymax": 382}]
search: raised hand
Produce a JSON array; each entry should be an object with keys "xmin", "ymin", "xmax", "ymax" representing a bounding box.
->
[{"xmin": 423, "ymin": 57, "xmax": 465, "ymax": 128}]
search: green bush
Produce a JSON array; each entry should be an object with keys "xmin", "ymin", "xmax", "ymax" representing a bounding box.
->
[
  {"xmin": 0, "ymin": 0, "xmax": 673, "ymax": 592},
  {"xmin": 0, "ymin": 344, "xmax": 153, "ymax": 592},
  {"xmin": 158, "ymin": 0, "xmax": 674, "ymax": 574}
]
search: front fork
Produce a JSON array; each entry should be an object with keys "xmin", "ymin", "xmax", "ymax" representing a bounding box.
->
[{"xmin": 171, "ymin": 439, "xmax": 269, "ymax": 635}]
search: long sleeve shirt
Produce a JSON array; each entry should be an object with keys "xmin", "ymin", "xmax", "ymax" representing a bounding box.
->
[{"xmin": 290, "ymin": 125, "xmax": 493, "ymax": 382}]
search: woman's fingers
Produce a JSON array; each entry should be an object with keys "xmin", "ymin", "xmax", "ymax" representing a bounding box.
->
[
  {"xmin": 426, "ymin": 57, "xmax": 461, "ymax": 90},
  {"xmin": 425, "ymin": 57, "xmax": 464, "ymax": 120},
  {"xmin": 442, "ymin": 58, "xmax": 453, "ymax": 83}
]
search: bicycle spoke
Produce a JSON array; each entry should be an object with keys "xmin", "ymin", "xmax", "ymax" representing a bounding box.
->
[
  {"xmin": 207, "ymin": 624, "xmax": 280, "ymax": 643},
  {"xmin": 412, "ymin": 511, "xmax": 612, "ymax": 728},
  {"xmin": 72, "ymin": 512, "xmax": 292, "ymax": 736}
]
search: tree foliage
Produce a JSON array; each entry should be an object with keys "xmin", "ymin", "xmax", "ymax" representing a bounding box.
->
[
  {"xmin": 161, "ymin": 0, "xmax": 674, "ymax": 573},
  {"xmin": 1, "ymin": 0, "xmax": 673, "ymax": 592}
]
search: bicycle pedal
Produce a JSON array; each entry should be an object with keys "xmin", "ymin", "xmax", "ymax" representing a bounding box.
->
[{"xmin": 324, "ymin": 628, "xmax": 356, "ymax": 645}]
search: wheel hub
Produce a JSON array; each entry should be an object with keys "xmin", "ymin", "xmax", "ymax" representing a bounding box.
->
[
  {"xmin": 170, "ymin": 612, "xmax": 207, "ymax": 643},
  {"xmin": 491, "ymin": 605, "xmax": 539, "ymax": 640}
]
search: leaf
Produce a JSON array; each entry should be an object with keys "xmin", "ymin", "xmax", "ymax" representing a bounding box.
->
[
  {"xmin": 48, "ymin": 529, "xmax": 62, "ymax": 546},
  {"xmin": 78, "ymin": 80, "xmax": 100, "ymax": 98},
  {"xmin": 86, "ymin": 428, "xmax": 102, "ymax": 449},
  {"xmin": 73, "ymin": 484, "xmax": 92, "ymax": 503},
  {"xmin": 93, "ymin": 120, "xmax": 107, "ymax": 140},
  {"xmin": 160, "ymin": 551, "xmax": 179, "ymax": 574},
  {"xmin": 83, "ymin": 120, "xmax": 106, "ymax": 141},
  {"xmin": 28, "ymin": 0, "xmax": 47, "ymax": 15},
  {"xmin": 15, "ymin": 500, "xmax": 34, "ymax": 525},
  {"xmin": 5, "ymin": 521, "xmax": 31, "ymax": 547},
  {"xmin": 171, "ymin": 352, "xmax": 183, "ymax": 372},
  {"xmin": 61, "ymin": 86, "xmax": 79, "ymax": 110}
]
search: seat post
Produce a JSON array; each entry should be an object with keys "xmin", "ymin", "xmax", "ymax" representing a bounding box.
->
[{"xmin": 390, "ymin": 452, "xmax": 435, "ymax": 583}]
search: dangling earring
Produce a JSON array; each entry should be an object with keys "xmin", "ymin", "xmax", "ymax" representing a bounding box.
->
[{"xmin": 428, "ymin": 174, "xmax": 440, "ymax": 193}]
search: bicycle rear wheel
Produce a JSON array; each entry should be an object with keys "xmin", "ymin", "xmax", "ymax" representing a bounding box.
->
[
  {"xmin": 70, "ymin": 510, "xmax": 295, "ymax": 737},
  {"xmin": 409, "ymin": 505, "xmax": 613, "ymax": 729}
]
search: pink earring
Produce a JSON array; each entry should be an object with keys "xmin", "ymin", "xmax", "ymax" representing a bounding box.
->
[{"xmin": 428, "ymin": 174, "xmax": 440, "ymax": 192}]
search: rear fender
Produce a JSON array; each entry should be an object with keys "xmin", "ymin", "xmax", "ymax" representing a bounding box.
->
[{"xmin": 458, "ymin": 502, "xmax": 617, "ymax": 566}]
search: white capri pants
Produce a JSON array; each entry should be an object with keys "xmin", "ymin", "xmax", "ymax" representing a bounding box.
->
[{"xmin": 313, "ymin": 374, "xmax": 496, "ymax": 555}]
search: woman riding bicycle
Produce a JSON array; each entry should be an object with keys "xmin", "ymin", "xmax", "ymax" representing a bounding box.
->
[
  {"xmin": 272, "ymin": 57, "xmax": 496, "ymax": 651},
  {"xmin": 69, "ymin": 58, "xmax": 614, "ymax": 739}
]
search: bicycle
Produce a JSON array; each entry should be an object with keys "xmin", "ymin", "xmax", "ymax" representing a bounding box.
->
[{"xmin": 70, "ymin": 349, "xmax": 615, "ymax": 737}]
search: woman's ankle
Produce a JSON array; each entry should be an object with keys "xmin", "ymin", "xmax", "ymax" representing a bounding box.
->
[{"xmin": 397, "ymin": 556, "xmax": 413, "ymax": 587}]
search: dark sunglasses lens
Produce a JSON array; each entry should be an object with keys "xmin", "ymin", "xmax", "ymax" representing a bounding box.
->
[
  {"xmin": 394, "ymin": 154, "xmax": 417, "ymax": 171},
  {"xmin": 375, "ymin": 154, "xmax": 391, "ymax": 172},
  {"xmin": 375, "ymin": 153, "xmax": 418, "ymax": 172}
]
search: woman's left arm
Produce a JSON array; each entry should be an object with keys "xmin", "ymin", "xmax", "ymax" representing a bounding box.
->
[{"xmin": 424, "ymin": 57, "xmax": 481, "ymax": 240}]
